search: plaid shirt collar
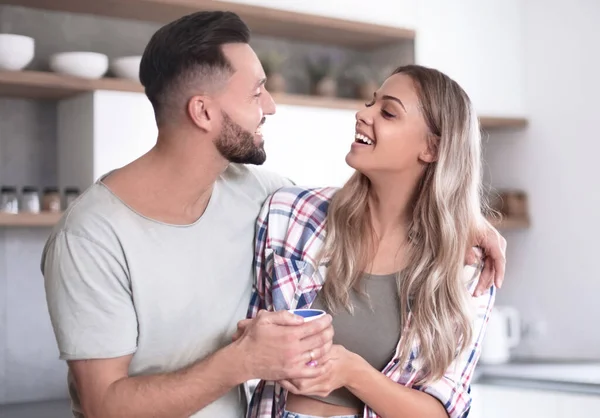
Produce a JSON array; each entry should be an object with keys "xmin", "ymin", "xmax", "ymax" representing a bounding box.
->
[{"xmin": 247, "ymin": 186, "xmax": 495, "ymax": 418}]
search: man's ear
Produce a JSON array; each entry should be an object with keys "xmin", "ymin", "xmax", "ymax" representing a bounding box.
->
[
  {"xmin": 187, "ymin": 96, "xmax": 214, "ymax": 132},
  {"xmin": 419, "ymin": 134, "xmax": 439, "ymax": 163}
]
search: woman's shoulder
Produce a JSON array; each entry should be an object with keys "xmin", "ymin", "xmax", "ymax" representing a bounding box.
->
[{"xmin": 266, "ymin": 185, "xmax": 339, "ymax": 217}]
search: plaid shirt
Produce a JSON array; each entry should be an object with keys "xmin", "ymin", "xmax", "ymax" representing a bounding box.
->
[{"xmin": 247, "ymin": 186, "xmax": 495, "ymax": 418}]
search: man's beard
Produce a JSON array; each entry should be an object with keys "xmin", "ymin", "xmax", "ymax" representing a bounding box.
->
[{"xmin": 215, "ymin": 111, "xmax": 266, "ymax": 165}]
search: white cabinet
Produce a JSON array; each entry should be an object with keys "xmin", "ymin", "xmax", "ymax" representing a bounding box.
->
[
  {"xmin": 472, "ymin": 384, "xmax": 600, "ymax": 418},
  {"xmin": 223, "ymin": 0, "xmax": 418, "ymax": 29},
  {"xmin": 58, "ymin": 93, "xmax": 354, "ymax": 191},
  {"xmin": 557, "ymin": 393, "xmax": 600, "ymax": 418},
  {"xmin": 415, "ymin": 0, "xmax": 525, "ymax": 117},
  {"xmin": 57, "ymin": 90, "xmax": 158, "ymax": 191},
  {"xmin": 261, "ymin": 104, "xmax": 356, "ymax": 188},
  {"xmin": 474, "ymin": 384, "xmax": 560, "ymax": 418}
]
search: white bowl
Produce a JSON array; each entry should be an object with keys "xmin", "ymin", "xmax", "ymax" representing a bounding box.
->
[
  {"xmin": 49, "ymin": 52, "xmax": 108, "ymax": 79},
  {"xmin": 110, "ymin": 55, "xmax": 142, "ymax": 81},
  {"xmin": 0, "ymin": 34, "xmax": 35, "ymax": 71}
]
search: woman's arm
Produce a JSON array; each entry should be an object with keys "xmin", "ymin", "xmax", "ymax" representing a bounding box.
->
[
  {"xmin": 346, "ymin": 355, "xmax": 447, "ymax": 418},
  {"xmin": 283, "ymin": 267, "xmax": 496, "ymax": 418},
  {"xmin": 352, "ymin": 279, "xmax": 496, "ymax": 418},
  {"xmin": 247, "ymin": 193, "xmax": 276, "ymax": 318}
]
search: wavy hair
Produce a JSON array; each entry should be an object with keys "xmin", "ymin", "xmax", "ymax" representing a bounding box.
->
[{"xmin": 320, "ymin": 65, "xmax": 485, "ymax": 385}]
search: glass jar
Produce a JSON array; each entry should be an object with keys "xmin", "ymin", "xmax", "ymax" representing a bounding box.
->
[
  {"xmin": 0, "ymin": 186, "xmax": 18, "ymax": 214},
  {"xmin": 21, "ymin": 186, "xmax": 40, "ymax": 213},
  {"xmin": 42, "ymin": 187, "xmax": 61, "ymax": 213},
  {"xmin": 64, "ymin": 187, "xmax": 80, "ymax": 208}
]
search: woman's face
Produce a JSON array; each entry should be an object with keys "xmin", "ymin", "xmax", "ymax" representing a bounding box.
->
[{"xmin": 346, "ymin": 73, "xmax": 436, "ymax": 178}]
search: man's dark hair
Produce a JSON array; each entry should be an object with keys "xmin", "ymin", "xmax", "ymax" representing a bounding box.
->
[{"xmin": 139, "ymin": 11, "xmax": 250, "ymax": 124}]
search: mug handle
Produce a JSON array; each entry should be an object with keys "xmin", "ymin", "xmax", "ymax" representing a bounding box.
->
[{"xmin": 503, "ymin": 306, "xmax": 521, "ymax": 348}]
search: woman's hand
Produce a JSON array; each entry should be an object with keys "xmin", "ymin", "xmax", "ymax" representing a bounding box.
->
[
  {"xmin": 467, "ymin": 219, "xmax": 507, "ymax": 296},
  {"xmin": 278, "ymin": 345, "xmax": 357, "ymax": 397}
]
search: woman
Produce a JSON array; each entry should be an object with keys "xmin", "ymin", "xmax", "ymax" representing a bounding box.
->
[{"xmin": 246, "ymin": 65, "xmax": 496, "ymax": 418}]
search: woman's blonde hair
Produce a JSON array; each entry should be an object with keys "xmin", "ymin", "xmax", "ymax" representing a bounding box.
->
[{"xmin": 320, "ymin": 65, "xmax": 485, "ymax": 385}]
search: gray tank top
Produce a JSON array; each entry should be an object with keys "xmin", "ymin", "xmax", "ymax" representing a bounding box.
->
[{"xmin": 307, "ymin": 272, "xmax": 402, "ymax": 409}]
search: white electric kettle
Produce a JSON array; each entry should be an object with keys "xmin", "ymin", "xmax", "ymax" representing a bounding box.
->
[{"xmin": 480, "ymin": 305, "xmax": 521, "ymax": 364}]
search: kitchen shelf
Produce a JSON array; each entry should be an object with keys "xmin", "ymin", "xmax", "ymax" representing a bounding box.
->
[
  {"xmin": 480, "ymin": 116, "xmax": 528, "ymax": 130},
  {"xmin": 0, "ymin": 0, "xmax": 415, "ymax": 49},
  {"xmin": 0, "ymin": 71, "xmax": 529, "ymax": 129},
  {"xmin": 0, "ymin": 70, "xmax": 143, "ymax": 99},
  {"xmin": 0, "ymin": 212, "xmax": 63, "ymax": 227},
  {"xmin": 488, "ymin": 216, "xmax": 530, "ymax": 230}
]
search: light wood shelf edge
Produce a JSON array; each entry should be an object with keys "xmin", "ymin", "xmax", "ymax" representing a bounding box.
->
[
  {"xmin": 480, "ymin": 116, "xmax": 528, "ymax": 129},
  {"xmin": 0, "ymin": 212, "xmax": 63, "ymax": 227},
  {"xmin": 488, "ymin": 216, "xmax": 531, "ymax": 230},
  {"xmin": 0, "ymin": 71, "xmax": 529, "ymax": 129},
  {"xmin": 273, "ymin": 93, "xmax": 528, "ymax": 129},
  {"xmin": 0, "ymin": 0, "xmax": 415, "ymax": 48},
  {"xmin": 0, "ymin": 70, "xmax": 143, "ymax": 99}
]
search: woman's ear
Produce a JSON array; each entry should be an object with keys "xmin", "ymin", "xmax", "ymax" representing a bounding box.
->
[{"xmin": 419, "ymin": 134, "xmax": 439, "ymax": 163}]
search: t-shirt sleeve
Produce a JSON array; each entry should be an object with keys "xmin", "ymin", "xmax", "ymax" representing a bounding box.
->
[{"xmin": 41, "ymin": 230, "xmax": 138, "ymax": 360}]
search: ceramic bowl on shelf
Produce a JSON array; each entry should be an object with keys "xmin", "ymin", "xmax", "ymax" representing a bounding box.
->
[
  {"xmin": 110, "ymin": 55, "xmax": 142, "ymax": 81},
  {"xmin": 49, "ymin": 51, "xmax": 108, "ymax": 79},
  {"xmin": 0, "ymin": 34, "xmax": 35, "ymax": 71}
]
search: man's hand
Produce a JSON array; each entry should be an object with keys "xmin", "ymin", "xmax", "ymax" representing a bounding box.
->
[
  {"xmin": 234, "ymin": 310, "xmax": 334, "ymax": 382},
  {"xmin": 278, "ymin": 345, "xmax": 354, "ymax": 397},
  {"xmin": 466, "ymin": 219, "xmax": 507, "ymax": 296}
]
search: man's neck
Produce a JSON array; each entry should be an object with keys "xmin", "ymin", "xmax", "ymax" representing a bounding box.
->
[{"xmin": 103, "ymin": 131, "xmax": 228, "ymax": 225}]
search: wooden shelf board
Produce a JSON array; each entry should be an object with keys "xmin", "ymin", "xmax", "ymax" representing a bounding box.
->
[
  {"xmin": 488, "ymin": 216, "xmax": 530, "ymax": 230},
  {"xmin": 273, "ymin": 94, "xmax": 527, "ymax": 129},
  {"xmin": 272, "ymin": 93, "xmax": 365, "ymax": 111},
  {"xmin": 0, "ymin": 70, "xmax": 143, "ymax": 99},
  {"xmin": 0, "ymin": 0, "xmax": 415, "ymax": 48},
  {"xmin": 0, "ymin": 212, "xmax": 63, "ymax": 227},
  {"xmin": 480, "ymin": 116, "xmax": 528, "ymax": 130},
  {"xmin": 0, "ymin": 71, "xmax": 528, "ymax": 129}
]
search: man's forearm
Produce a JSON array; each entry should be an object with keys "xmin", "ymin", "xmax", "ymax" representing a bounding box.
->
[{"xmin": 98, "ymin": 343, "xmax": 248, "ymax": 418}]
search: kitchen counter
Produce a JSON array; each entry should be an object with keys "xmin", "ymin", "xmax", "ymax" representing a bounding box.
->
[
  {"xmin": 2, "ymin": 363, "xmax": 598, "ymax": 418},
  {"xmin": 474, "ymin": 360, "xmax": 600, "ymax": 396}
]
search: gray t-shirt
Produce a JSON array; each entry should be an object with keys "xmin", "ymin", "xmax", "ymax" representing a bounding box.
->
[
  {"xmin": 309, "ymin": 273, "xmax": 402, "ymax": 410},
  {"xmin": 41, "ymin": 163, "xmax": 291, "ymax": 418}
]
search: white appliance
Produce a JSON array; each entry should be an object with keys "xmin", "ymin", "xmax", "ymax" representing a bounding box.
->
[{"xmin": 480, "ymin": 305, "xmax": 521, "ymax": 364}]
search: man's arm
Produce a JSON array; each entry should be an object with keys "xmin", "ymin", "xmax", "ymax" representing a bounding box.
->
[
  {"xmin": 70, "ymin": 310, "xmax": 333, "ymax": 418},
  {"xmin": 70, "ymin": 346, "xmax": 241, "ymax": 418},
  {"xmin": 42, "ymin": 230, "xmax": 334, "ymax": 418}
]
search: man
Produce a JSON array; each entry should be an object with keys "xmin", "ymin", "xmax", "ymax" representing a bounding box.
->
[{"xmin": 41, "ymin": 10, "xmax": 506, "ymax": 418}]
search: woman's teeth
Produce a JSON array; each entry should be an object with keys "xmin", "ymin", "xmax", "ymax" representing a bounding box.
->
[{"xmin": 355, "ymin": 133, "xmax": 373, "ymax": 145}]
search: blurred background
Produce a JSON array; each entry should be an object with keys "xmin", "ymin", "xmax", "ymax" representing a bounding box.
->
[{"xmin": 0, "ymin": 0, "xmax": 597, "ymax": 417}]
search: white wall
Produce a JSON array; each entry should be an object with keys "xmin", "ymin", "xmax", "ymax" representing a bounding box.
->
[
  {"xmin": 262, "ymin": 105, "xmax": 356, "ymax": 188},
  {"xmin": 58, "ymin": 91, "xmax": 158, "ymax": 192},
  {"xmin": 223, "ymin": 0, "xmax": 418, "ymax": 29},
  {"xmin": 415, "ymin": 0, "xmax": 525, "ymax": 117},
  {"xmin": 484, "ymin": 0, "xmax": 600, "ymax": 359}
]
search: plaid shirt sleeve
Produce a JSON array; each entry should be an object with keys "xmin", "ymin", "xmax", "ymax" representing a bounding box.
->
[
  {"xmin": 247, "ymin": 193, "xmax": 276, "ymax": 319},
  {"xmin": 419, "ymin": 266, "xmax": 496, "ymax": 418}
]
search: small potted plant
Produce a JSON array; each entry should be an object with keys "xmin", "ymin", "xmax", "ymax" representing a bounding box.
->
[
  {"xmin": 259, "ymin": 51, "xmax": 287, "ymax": 93},
  {"xmin": 345, "ymin": 64, "xmax": 379, "ymax": 100},
  {"xmin": 305, "ymin": 55, "xmax": 338, "ymax": 97}
]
